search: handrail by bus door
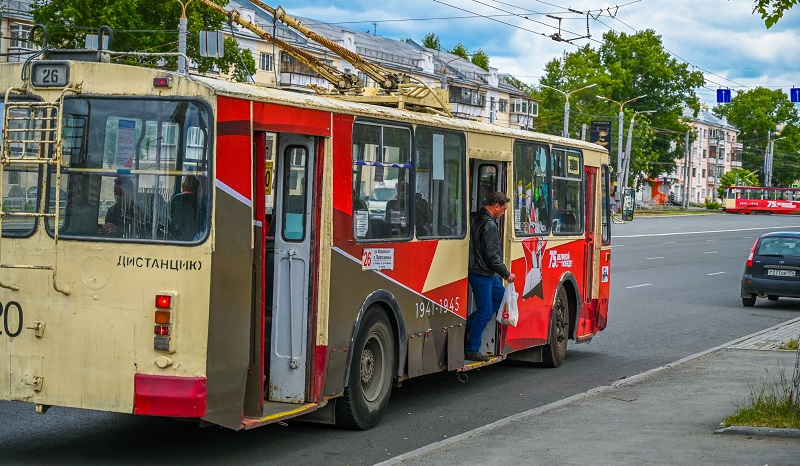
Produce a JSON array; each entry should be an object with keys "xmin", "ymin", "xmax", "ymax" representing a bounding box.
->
[{"xmin": 0, "ymin": 85, "xmax": 80, "ymax": 295}]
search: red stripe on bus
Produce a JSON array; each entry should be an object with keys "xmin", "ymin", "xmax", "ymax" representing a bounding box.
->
[
  {"xmin": 133, "ymin": 374, "xmax": 207, "ymax": 418},
  {"xmin": 253, "ymin": 102, "xmax": 331, "ymax": 136},
  {"xmin": 217, "ymin": 96, "xmax": 253, "ymax": 200}
]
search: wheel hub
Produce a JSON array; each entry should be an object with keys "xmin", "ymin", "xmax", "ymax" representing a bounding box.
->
[{"xmin": 361, "ymin": 348, "xmax": 375, "ymax": 384}]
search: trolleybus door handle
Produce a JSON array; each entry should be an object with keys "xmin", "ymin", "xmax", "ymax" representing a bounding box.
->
[{"xmin": 286, "ymin": 248, "xmax": 301, "ymax": 369}]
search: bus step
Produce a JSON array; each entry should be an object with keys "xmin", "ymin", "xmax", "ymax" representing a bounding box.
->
[
  {"xmin": 457, "ymin": 354, "xmax": 502, "ymax": 372},
  {"xmin": 240, "ymin": 401, "xmax": 319, "ymax": 430}
]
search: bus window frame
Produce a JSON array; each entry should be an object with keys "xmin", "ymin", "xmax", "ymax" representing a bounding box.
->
[
  {"xmin": 511, "ymin": 140, "xmax": 550, "ymax": 238},
  {"xmin": 352, "ymin": 118, "xmax": 414, "ymax": 244},
  {"xmin": 550, "ymin": 146, "xmax": 585, "ymax": 236},
  {"xmin": 42, "ymin": 95, "xmax": 214, "ymax": 245}
]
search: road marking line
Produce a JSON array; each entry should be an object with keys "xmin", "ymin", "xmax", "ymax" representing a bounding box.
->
[
  {"xmin": 663, "ymin": 241, "xmax": 677, "ymax": 244},
  {"xmin": 625, "ymin": 284, "xmax": 651, "ymax": 289},
  {"xmin": 704, "ymin": 251, "xmax": 719, "ymax": 254},
  {"xmin": 614, "ymin": 225, "xmax": 800, "ymax": 238},
  {"xmin": 646, "ymin": 256, "xmax": 664, "ymax": 260},
  {"xmin": 707, "ymin": 272, "xmax": 726, "ymax": 276}
]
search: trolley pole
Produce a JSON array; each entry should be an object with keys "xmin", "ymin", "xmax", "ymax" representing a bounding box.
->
[{"xmin": 177, "ymin": 0, "xmax": 193, "ymax": 75}]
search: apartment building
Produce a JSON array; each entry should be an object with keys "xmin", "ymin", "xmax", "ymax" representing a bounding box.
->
[
  {"xmin": 0, "ymin": 0, "xmax": 36, "ymax": 62},
  {"xmin": 667, "ymin": 106, "xmax": 743, "ymax": 204}
]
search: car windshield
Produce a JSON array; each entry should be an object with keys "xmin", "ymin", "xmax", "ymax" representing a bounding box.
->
[
  {"xmin": 371, "ymin": 188, "xmax": 396, "ymax": 201},
  {"xmin": 757, "ymin": 237, "xmax": 800, "ymax": 257}
]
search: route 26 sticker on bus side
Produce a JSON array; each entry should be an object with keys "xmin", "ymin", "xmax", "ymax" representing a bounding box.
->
[{"xmin": 362, "ymin": 248, "xmax": 395, "ymax": 271}]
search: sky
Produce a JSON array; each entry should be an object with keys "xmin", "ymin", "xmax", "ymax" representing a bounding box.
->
[{"xmin": 275, "ymin": 0, "xmax": 800, "ymax": 107}]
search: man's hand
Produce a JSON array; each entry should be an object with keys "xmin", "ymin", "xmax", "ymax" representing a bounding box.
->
[
  {"xmin": 506, "ymin": 272, "xmax": 516, "ymax": 283},
  {"xmin": 98, "ymin": 223, "xmax": 118, "ymax": 235}
]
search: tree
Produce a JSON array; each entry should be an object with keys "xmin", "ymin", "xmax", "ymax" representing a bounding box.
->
[
  {"xmin": 449, "ymin": 43, "xmax": 469, "ymax": 59},
  {"xmin": 753, "ymin": 0, "xmax": 798, "ymax": 28},
  {"xmin": 713, "ymin": 87, "xmax": 800, "ymax": 186},
  {"xmin": 717, "ymin": 169, "xmax": 759, "ymax": 198},
  {"xmin": 538, "ymin": 29, "xmax": 705, "ymax": 184},
  {"xmin": 30, "ymin": 0, "xmax": 256, "ymax": 81},
  {"xmin": 470, "ymin": 49, "xmax": 489, "ymax": 71},
  {"xmin": 421, "ymin": 33, "xmax": 441, "ymax": 50}
]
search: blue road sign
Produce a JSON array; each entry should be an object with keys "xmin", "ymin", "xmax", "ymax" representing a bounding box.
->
[
  {"xmin": 791, "ymin": 88, "xmax": 800, "ymax": 103},
  {"xmin": 717, "ymin": 89, "xmax": 731, "ymax": 103}
]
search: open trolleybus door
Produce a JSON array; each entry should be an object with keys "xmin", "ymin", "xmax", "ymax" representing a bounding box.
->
[
  {"xmin": 268, "ymin": 134, "xmax": 315, "ymax": 403},
  {"xmin": 579, "ymin": 165, "xmax": 600, "ymax": 340},
  {"xmin": 468, "ymin": 159, "xmax": 506, "ymax": 357}
]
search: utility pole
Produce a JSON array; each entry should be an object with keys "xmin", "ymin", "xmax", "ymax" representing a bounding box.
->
[
  {"xmin": 683, "ymin": 130, "xmax": 691, "ymax": 209},
  {"xmin": 622, "ymin": 110, "xmax": 655, "ymax": 192},
  {"xmin": 176, "ymin": 0, "xmax": 193, "ymax": 75},
  {"xmin": 540, "ymin": 83, "xmax": 597, "ymax": 138},
  {"xmin": 597, "ymin": 94, "xmax": 647, "ymax": 198}
]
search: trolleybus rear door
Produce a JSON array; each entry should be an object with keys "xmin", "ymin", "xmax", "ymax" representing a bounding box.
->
[{"xmin": 269, "ymin": 134, "xmax": 315, "ymax": 403}]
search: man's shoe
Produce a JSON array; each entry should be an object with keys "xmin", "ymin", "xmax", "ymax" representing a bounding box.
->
[{"xmin": 465, "ymin": 351, "xmax": 491, "ymax": 362}]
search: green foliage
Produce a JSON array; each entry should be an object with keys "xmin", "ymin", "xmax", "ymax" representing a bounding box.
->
[
  {"xmin": 713, "ymin": 87, "xmax": 800, "ymax": 187},
  {"xmin": 538, "ymin": 30, "xmax": 704, "ymax": 182},
  {"xmin": 717, "ymin": 169, "xmax": 759, "ymax": 198},
  {"xmin": 778, "ymin": 339, "xmax": 798, "ymax": 351},
  {"xmin": 449, "ymin": 43, "xmax": 469, "ymax": 59},
  {"xmin": 724, "ymin": 367, "xmax": 800, "ymax": 429},
  {"xmin": 29, "ymin": 0, "xmax": 256, "ymax": 81},
  {"xmin": 703, "ymin": 198, "xmax": 721, "ymax": 210},
  {"xmin": 753, "ymin": 0, "xmax": 798, "ymax": 28},
  {"xmin": 422, "ymin": 33, "xmax": 441, "ymax": 50},
  {"xmin": 470, "ymin": 49, "xmax": 489, "ymax": 71}
]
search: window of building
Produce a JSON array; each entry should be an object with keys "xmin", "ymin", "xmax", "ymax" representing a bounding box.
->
[
  {"xmin": 414, "ymin": 127, "xmax": 466, "ymax": 239},
  {"xmin": 512, "ymin": 141, "xmax": 550, "ymax": 236},
  {"xmin": 259, "ymin": 53, "xmax": 274, "ymax": 72},
  {"xmin": 498, "ymin": 99, "xmax": 508, "ymax": 113},
  {"xmin": 550, "ymin": 148, "xmax": 583, "ymax": 234},
  {"xmin": 352, "ymin": 121, "xmax": 412, "ymax": 241},
  {"xmin": 9, "ymin": 24, "xmax": 32, "ymax": 49}
]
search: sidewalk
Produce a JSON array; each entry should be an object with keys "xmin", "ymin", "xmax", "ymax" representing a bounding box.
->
[{"xmin": 381, "ymin": 318, "xmax": 800, "ymax": 466}]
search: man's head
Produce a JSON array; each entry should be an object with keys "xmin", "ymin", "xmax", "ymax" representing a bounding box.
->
[
  {"xmin": 483, "ymin": 191, "xmax": 510, "ymax": 219},
  {"xmin": 114, "ymin": 176, "xmax": 134, "ymax": 198},
  {"xmin": 182, "ymin": 175, "xmax": 200, "ymax": 193}
]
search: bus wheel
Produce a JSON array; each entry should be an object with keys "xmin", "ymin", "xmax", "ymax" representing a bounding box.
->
[
  {"xmin": 542, "ymin": 287, "xmax": 569, "ymax": 368},
  {"xmin": 335, "ymin": 307, "xmax": 395, "ymax": 430}
]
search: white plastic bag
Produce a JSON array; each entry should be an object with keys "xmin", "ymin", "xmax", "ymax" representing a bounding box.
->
[{"xmin": 496, "ymin": 283, "xmax": 519, "ymax": 327}]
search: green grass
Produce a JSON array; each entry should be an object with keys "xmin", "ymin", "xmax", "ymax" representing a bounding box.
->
[
  {"xmin": 723, "ymin": 366, "xmax": 800, "ymax": 429},
  {"xmin": 779, "ymin": 339, "xmax": 799, "ymax": 351}
]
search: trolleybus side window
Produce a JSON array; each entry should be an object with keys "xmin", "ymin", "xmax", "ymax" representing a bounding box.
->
[
  {"xmin": 414, "ymin": 127, "xmax": 466, "ymax": 238},
  {"xmin": 352, "ymin": 121, "xmax": 412, "ymax": 241},
  {"xmin": 551, "ymin": 148, "xmax": 584, "ymax": 234},
  {"xmin": 512, "ymin": 141, "xmax": 550, "ymax": 236},
  {"xmin": 44, "ymin": 97, "xmax": 211, "ymax": 243}
]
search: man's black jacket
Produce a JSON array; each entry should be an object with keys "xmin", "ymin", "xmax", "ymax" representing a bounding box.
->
[{"xmin": 469, "ymin": 207, "xmax": 510, "ymax": 279}]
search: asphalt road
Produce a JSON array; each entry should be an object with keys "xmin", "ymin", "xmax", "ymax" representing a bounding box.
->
[{"xmin": 1, "ymin": 213, "xmax": 799, "ymax": 465}]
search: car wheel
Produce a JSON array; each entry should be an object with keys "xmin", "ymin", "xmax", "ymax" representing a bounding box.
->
[
  {"xmin": 542, "ymin": 287, "xmax": 569, "ymax": 368},
  {"xmin": 742, "ymin": 295, "xmax": 756, "ymax": 307},
  {"xmin": 767, "ymin": 295, "xmax": 779, "ymax": 301},
  {"xmin": 335, "ymin": 307, "xmax": 395, "ymax": 430}
]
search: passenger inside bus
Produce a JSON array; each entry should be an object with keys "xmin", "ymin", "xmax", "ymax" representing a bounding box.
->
[
  {"xmin": 98, "ymin": 176, "xmax": 136, "ymax": 237},
  {"xmin": 170, "ymin": 175, "xmax": 199, "ymax": 240}
]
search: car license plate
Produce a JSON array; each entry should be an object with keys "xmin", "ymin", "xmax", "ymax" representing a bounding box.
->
[{"xmin": 767, "ymin": 269, "xmax": 796, "ymax": 277}]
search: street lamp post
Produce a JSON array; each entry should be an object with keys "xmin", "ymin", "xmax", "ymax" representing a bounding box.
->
[
  {"xmin": 622, "ymin": 110, "xmax": 655, "ymax": 191},
  {"xmin": 540, "ymin": 83, "xmax": 597, "ymax": 138},
  {"xmin": 596, "ymin": 94, "xmax": 647, "ymax": 197}
]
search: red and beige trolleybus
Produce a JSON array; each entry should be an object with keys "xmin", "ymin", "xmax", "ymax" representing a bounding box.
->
[
  {"xmin": 722, "ymin": 186, "xmax": 800, "ymax": 215},
  {"xmin": 0, "ymin": 53, "xmax": 614, "ymax": 430}
]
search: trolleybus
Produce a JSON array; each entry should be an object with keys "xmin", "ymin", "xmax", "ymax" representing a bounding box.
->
[
  {"xmin": 722, "ymin": 186, "xmax": 800, "ymax": 214},
  {"xmin": 0, "ymin": 43, "xmax": 616, "ymax": 430}
]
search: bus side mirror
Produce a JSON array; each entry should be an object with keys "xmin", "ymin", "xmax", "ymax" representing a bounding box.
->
[{"xmin": 621, "ymin": 188, "xmax": 635, "ymax": 221}]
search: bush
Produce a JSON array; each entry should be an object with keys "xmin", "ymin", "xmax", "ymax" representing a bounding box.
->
[{"xmin": 703, "ymin": 198, "xmax": 721, "ymax": 210}]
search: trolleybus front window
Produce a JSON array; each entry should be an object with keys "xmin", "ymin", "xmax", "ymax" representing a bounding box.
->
[{"xmin": 44, "ymin": 97, "xmax": 211, "ymax": 243}]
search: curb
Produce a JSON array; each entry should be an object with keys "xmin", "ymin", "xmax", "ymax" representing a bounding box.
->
[{"xmin": 715, "ymin": 425, "xmax": 800, "ymax": 438}]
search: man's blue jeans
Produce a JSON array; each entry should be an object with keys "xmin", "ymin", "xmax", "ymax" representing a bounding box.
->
[{"xmin": 466, "ymin": 273, "xmax": 505, "ymax": 354}]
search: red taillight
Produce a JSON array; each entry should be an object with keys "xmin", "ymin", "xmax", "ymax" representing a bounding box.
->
[
  {"xmin": 746, "ymin": 239, "xmax": 759, "ymax": 267},
  {"xmin": 156, "ymin": 294, "xmax": 172, "ymax": 309},
  {"xmin": 153, "ymin": 77, "xmax": 172, "ymax": 88},
  {"xmin": 154, "ymin": 325, "xmax": 171, "ymax": 336}
]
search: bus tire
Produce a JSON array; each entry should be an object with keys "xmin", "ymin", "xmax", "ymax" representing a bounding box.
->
[
  {"xmin": 335, "ymin": 307, "xmax": 395, "ymax": 430},
  {"xmin": 542, "ymin": 287, "xmax": 569, "ymax": 368}
]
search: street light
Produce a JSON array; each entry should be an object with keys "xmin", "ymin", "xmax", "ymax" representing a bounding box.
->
[
  {"xmin": 765, "ymin": 135, "xmax": 786, "ymax": 187},
  {"xmin": 622, "ymin": 109, "xmax": 655, "ymax": 191},
  {"xmin": 540, "ymin": 83, "xmax": 597, "ymax": 138},
  {"xmin": 596, "ymin": 94, "xmax": 647, "ymax": 197}
]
